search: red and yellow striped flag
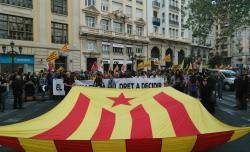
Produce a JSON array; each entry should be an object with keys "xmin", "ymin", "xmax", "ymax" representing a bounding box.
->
[
  {"xmin": 61, "ymin": 43, "xmax": 69, "ymax": 53},
  {"xmin": 164, "ymin": 54, "xmax": 171, "ymax": 62},
  {"xmin": 0, "ymin": 87, "xmax": 249, "ymax": 152},
  {"xmin": 46, "ymin": 51, "xmax": 59, "ymax": 63}
]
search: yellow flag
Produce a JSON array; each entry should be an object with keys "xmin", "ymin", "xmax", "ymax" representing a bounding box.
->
[
  {"xmin": 137, "ymin": 62, "xmax": 144, "ymax": 70},
  {"xmin": 61, "ymin": 43, "xmax": 69, "ymax": 53},
  {"xmin": 164, "ymin": 54, "xmax": 171, "ymax": 62},
  {"xmin": 46, "ymin": 51, "xmax": 59, "ymax": 62}
]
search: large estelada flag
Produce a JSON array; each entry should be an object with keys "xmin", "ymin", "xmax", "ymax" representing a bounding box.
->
[{"xmin": 0, "ymin": 87, "xmax": 249, "ymax": 152}]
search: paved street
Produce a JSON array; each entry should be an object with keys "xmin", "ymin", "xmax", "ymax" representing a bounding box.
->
[{"xmin": 0, "ymin": 91, "xmax": 249, "ymax": 152}]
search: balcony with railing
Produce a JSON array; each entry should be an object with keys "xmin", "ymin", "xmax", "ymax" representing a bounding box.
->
[
  {"xmin": 169, "ymin": 5, "xmax": 179, "ymax": 12},
  {"xmin": 80, "ymin": 26, "xmax": 148, "ymax": 42},
  {"xmin": 149, "ymin": 32, "xmax": 165, "ymax": 39},
  {"xmin": 152, "ymin": 17, "xmax": 161, "ymax": 26},
  {"xmin": 169, "ymin": 20, "xmax": 179, "ymax": 27},
  {"xmin": 152, "ymin": 1, "xmax": 160, "ymax": 8}
]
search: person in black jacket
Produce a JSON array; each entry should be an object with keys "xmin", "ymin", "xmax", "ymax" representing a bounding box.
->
[
  {"xmin": 94, "ymin": 72, "xmax": 103, "ymax": 88},
  {"xmin": 239, "ymin": 71, "xmax": 249, "ymax": 110},
  {"xmin": 234, "ymin": 74, "xmax": 241, "ymax": 109},
  {"xmin": 12, "ymin": 73, "xmax": 24, "ymax": 109},
  {"xmin": 0, "ymin": 75, "xmax": 8, "ymax": 112},
  {"xmin": 200, "ymin": 77, "xmax": 214, "ymax": 114}
]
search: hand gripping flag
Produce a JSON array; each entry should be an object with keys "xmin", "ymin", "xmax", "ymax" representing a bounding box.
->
[{"xmin": 0, "ymin": 87, "xmax": 249, "ymax": 152}]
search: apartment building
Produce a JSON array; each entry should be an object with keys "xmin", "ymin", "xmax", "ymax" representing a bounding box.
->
[
  {"xmin": 0, "ymin": 0, "xmax": 81, "ymax": 73},
  {"xmin": 215, "ymin": 18, "xmax": 250, "ymax": 67},
  {"xmin": 147, "ymin": 0, "xmax": 192, "ymax": 69},
  {"xmin": 191, "ymin": 33, "xmax": 215, "ymax": 64},
  {"xmin": 231, "ymin": 27, "xmax": 250, "ymax": 68},
  {"xmin": 80, "ymin": 0, "xmax": 148, "ymax": 71}
]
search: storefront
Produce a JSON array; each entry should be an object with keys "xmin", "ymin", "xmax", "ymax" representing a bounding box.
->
[{"xmin": 0, "ymin": 55, "xmax": 34, "ymax": 73}]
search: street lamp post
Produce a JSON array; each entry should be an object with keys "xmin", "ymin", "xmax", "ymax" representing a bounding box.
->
[
  {"xmin": 1, "ymin": 41, "xmax": 22, "ymax": 73},
  {"xmin": 128, "ymin": 52, "xmax": 137, "ymax": 71}
]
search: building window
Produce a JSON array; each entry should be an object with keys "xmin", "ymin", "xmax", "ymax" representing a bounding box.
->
[
  {"xmin": 112, "ymin": 1, "xmax": 122, "ymax": 11},
  {"xmin": 51, "ymin": 22, "xmax": 68, "ymax": 44},
  {"xmin": 51, "ymin": 0, "xmax": 68, "ymax": 15},
  {"xmin": 126, "ymin": 47, "xmax": 132, "ymax": 54},
  {"xmin": 0, "ymin": 13, "xmax": 33, "ymax": 41},
  {"xmin": 162, "ymin": 13, "xmax": 165, "ymax": 23},
  {"xmin": 101, "ymin": 19, "xmax": 109, "ymax": 30},
  {"xmin": 0, "ymin": 0, "xmax": 33, "ymax": 8},
  {"xmin": 169, "ymin": 28, "xmax": 172, "ymax": 38},
  {"xmin": 102, "ymin": 44, "xmax": 109, "ymax": 54},
  {"xmin": 136, "ymin": 47, "xmax": 143, "ymax": 54},
  {"xmin": 85, "ymin": 0, "xmax": 95, "ymax": 6},
  {"xmin": 181, "ymin": 30, "xmax": 184, "ymax": 37},
  {"xmin": 162, "ymin": 27, "xmax": 165, "ymax": 35},
  {"xmin": 136, "ymin": 8, "xmax": 143, "ymax": 19},
  {"xmin": 113, "ymin": 47, "xmax": 123, "ymax": 54},
  {"xmin": 86, "ymin": 16, "xmax": 95, "ymax": 28},
  {"xmin": 113, "ymin": 21, "xmax": 123, "ymax": 33},
  {"xmin": 136, "ymin": 26, "xmax": 143, "ymax": 36},
  {"xmin": 101, "ymin": 0, "xmax": 109, "ymax": 12},
  {"xmin": 127, "ymin": 24, "xmax": 132, "ymax": 35},
  {"xmin": 86, "ymin": 40, "xmax": 96, "ymax": 51},
  {"xmin": 126, "ymin": 5, "xmax": 132, "ymax": 18},
  {"xmin": 136, "ymin": 0, "xmax": 143, "ymax": 5}
]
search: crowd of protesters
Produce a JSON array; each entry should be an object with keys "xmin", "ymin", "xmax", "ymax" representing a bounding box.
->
[{"xmin": 0, "ymin": 67, "xmax": 249, "ymax": 114}]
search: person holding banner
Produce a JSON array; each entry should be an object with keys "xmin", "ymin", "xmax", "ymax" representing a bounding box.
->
[
  {"xmin": 107, "ymin": 73, "xmax": 116, "ymax": 88},
  {"xmin": 63, "ymin": 72, "xmax": 75, "ymax": 96},
  {"xmin": 94, "ymin": 72, "xmax": 103, "ymax": 88},
  {"xmin": 38, "ymin": 72, "xmax": 48, "ymax": 101}
]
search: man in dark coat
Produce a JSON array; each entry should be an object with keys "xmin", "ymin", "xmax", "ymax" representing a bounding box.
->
[
  {"xmin": 200, "ymin": 77, "xmax": 214, "ymax": 114},
  {"xmin": 12, "ymin": 74, "xmax": 24, "ymax": 109},
  {"xmin": 239, "ymin": 72, "xmax": 249, "ymax": 110},
  {"xmin": 234, "ymin": 74, "xmax": 241, "ymax": 109}
]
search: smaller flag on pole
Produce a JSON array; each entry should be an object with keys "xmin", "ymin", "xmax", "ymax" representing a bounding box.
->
[
  {"xmin": 114, "ymin": 64, "xmax": 119, "ymax": 73},
  {"xmin": 98, "ymin": 62, "xmax": 104, "ymax": 73},
  {"xmin": 61, "ymin": 43, "xmax": 69, "ymax": 53},
  {"xmin": 91, "ymin": 62, "xmax": 98, "ymax": 72},
  {"xmin": 164, "ymin": 54, "xmax": 171, "ymax": 62},
  {"xmin": 46, "ymin": 51, "xmax": 59, "ymax": 62},
  {"xmin": 121, "ymin": 64, "xmax": 127, "ymax": 73},
  {"xmin": 137, "ymin": 62, "xmax": 144, "ymax": 70}
]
